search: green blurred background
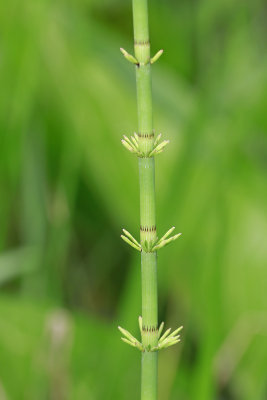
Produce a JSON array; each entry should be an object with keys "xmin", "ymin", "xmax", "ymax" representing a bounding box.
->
[{"xmin": 0, "ymin": 0, "xmax": 267, "ymax": 399}]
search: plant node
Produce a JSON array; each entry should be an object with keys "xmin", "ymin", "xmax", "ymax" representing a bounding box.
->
[
  {"xmin": 138, "ymin": 317, "xmax": 183, "ymax": 352},
  {"xmin": 121, "ymin": 133, "xmax": 170, "ymax": 158}
]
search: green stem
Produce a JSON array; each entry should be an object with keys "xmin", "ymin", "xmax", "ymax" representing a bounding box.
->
[
  {"xmin": 142, "ymin": 352, "xmax": 158, "ymax": 400},
  {"xmin": 132, "ymin": 0, "xmax": 158, "ymax": 399}
]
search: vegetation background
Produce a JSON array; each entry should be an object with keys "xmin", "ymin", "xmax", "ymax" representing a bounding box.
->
[{"xmin": 0, "ymin": 0, "xmax": 266, "ymax": 399}]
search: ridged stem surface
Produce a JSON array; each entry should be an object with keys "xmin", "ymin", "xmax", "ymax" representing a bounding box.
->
[{"xmin": 132, "ymin": 0, "xmax": 158, "ymax": 399}]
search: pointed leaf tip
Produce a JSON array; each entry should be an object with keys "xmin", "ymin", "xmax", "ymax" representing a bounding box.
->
[
  {"xmin": 122, "ymin": 229, "xmax": 141, "ymax": 247},
  {"xmin": 120, "ymin": 47, "xmax": 138, "ymax": 64},
  {"xmin": 121, "ymin": 235, "xmax": 141, "ymax": 251},
  {"xmin": 151, "ymin": 49, "xmax": 164, "ymax": 64}
]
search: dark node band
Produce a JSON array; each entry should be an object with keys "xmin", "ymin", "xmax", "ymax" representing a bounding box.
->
[
  {"xmin": 138, "ymin": 132, "xmax": 154, "ymax": 139},
  {"xmin": 140, "ymin": 225, "xmax": 156, "ymax": 232},
  {"xmin": 134, "ymin": 40, "xmax": 150, "ymax": 46},
  {"xmin": 142, "ymin": 325, "xmax": 158, "ymax": 332}
]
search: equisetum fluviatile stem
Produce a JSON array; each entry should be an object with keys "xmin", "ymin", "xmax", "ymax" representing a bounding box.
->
[
  {"xmin": 118, "ymin": 0, "xmax": 182, "ymax": 399},
  {"xmin": 133, "ymin": 1, "xmax": 158, "ymax": 396}
]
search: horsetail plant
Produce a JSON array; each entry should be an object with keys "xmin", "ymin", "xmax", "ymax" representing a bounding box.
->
[{"xmin": 118, "ymin": 0, "xmax": 183, "ymax": 399}]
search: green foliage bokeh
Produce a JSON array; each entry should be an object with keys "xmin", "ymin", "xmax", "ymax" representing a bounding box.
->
[{"xmin": 0, "ymin": 0, "xmax": 267, "ymax": 399}]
